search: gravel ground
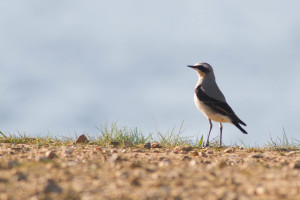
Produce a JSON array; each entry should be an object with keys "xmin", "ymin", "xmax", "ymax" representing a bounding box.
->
[{"xmin": 0, "ymin": 143, "xmax": 299, "ymax": 200}]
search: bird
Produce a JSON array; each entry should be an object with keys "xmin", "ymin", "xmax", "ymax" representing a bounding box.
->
[{"xmin": 187, "ymin": 62, "xmax": 247, "ymax": 147}]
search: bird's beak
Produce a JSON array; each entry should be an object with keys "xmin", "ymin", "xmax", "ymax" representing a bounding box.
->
[{"xmin": 187, "ymin": 65, "xmax": 195, "ymax": 69}]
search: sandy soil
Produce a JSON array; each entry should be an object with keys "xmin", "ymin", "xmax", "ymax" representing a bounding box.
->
[{"xmin": 0, "ymin": 143, "xmax": 299, "ymax": 200}]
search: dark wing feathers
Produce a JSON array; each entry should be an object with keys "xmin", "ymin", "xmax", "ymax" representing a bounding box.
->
[
  {"xmin": 232, "ymin": 121, "xmax": 247, "ymax": 134},
  {"xmin": 195, "ymin": 85, "xmax": 247, "ymax": 129}
]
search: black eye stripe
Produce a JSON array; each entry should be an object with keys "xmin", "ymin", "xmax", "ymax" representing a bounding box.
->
[{"xmin": 196, "ymin": 65, "xmax": 209, "ymax": 73}]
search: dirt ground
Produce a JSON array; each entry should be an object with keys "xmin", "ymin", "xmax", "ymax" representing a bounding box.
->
[{"xmin": 0, "ymin": 143, "xmax": 299, "ymax": 200}]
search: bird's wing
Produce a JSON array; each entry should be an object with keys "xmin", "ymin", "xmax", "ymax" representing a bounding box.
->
[
  {"xmin": 195, "ymin": 85, "xmax": 246, "ymax": 126},
  {"xmin": 200, "ymin": 76, "xmax": 226, "ymax": 102}
]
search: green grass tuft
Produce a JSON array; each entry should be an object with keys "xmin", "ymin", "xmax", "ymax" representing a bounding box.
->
[
  {"xmin": 94, "ymin": 122, "xmax": 153, "ymax": 146},
  {"xmin": 0, "ymin": 125, "xmax": 299, "ymax": 150},
  {"xmin": 0, "ymin": 131, "xmax": 73, "ymax": 146},
  {"xmin": 156, "ymin": 121, "xmax": 193, "ymax": 147},
  {"xmin": 265, "ymin": 129, "xmax": 300, "ymax": 150}
]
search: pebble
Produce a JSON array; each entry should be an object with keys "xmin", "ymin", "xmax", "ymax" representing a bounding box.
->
[
  {"xmin": 44, "ymin": 179, "xmax": 62, "ymax": 193},
  {"xmin": 110, "ymin": 154, "xmax": 122, "ymax": 165},
  {"xmin": 159, "ymin": 159, "xmax": 172, "ymax": 167},
  {"xmin": 152, "ymin": 149, "xmax": 160, "ymax": 153},
  {"xmin": 39, "ymin": 157, "xmax": 50, "ymax": 162},
  {"xmin": 255, "ymin": 186, "xmax": 266, "ymax": 195},
  {"xmin": 75, "ymin": 134, "xmax": 89, "ymax": 144},
  {"xmin": 144, "ymin": 142, "xmax": 151, "ymax": 149},
  {"xmin": 111, "ymin": 149, "xmax": 118, "ymax": 153},
  {"xmin": 182, "ymin": 156, "xmax": 191, "ymax": 161},
  {"xmin": 199, "ymin": 151, "xmax": 208, "ymax": 158},
  {"xmin": 206, "ymin": 150, "xmax": 213, "ymax": 154},
  {"xmin": 110, "ymin": 141, "xmax": 120, "ymax": 147},
  {"xmin": 130, "ymin": 161, "xmax": 142, "ymax": 168},
  {"xmin": 224, "ymin": 148, "xmax": 235, "ymax": 153},
  {"xmin": 190, "ymin": 150, "xmax": 199, "ymax": 156},
  {"xmin": 130, "ymin": 177, "xmax": 141, "ymax": 186},
  {"xmin": 8, "ymin": 161, "xmax": 19, "ymax": 168},
  {"xmin": 151, "ymin": 142, "xmax": 161, "ymax": 148},
  {"xmin": 286, "ymin": 151, "xmax": 299, "ymax": 156},
  {"xmin": 115, "ymin": 170, "xmax": 129, "ymax": 179},
  {"xmin": 12, "ymin": 172, "xmax": 27, "ymax": 181},
  {"xmin": 134, "ymin": 149, "xmax": 144, "ymax": 153},
  {"xmin": 46, "ymin": 151, "xmax": 58, "ymax": 159},
  {"xmin": 65, "ymin": 149, "xmax": 72, "ymax": 154},
  {"xmin": 174, "ymin": 146, "xmax": 193, "ymax": 152},
  {"xmin": 289, "ymin": 161, "xmax": 300, "ymax": 169},
  {"xmin": 189, "ymin": 160, "xmax": 198, "ymax": 167},
  {"xmin": 217, "ymin": 160, "xmax": 227, "ymax": 168},
  {"xmin": 251, "ymin": 154, "xmax": 264, "ymax": 158},
  {"xmin": 123, "ymin": 141, "xmax": 133, "ymax": 147}
]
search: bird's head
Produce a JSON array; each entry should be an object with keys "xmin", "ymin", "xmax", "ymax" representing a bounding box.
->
[{"xmin": 187, "ymin": 62, "xmax": 213, "ymax": 77}]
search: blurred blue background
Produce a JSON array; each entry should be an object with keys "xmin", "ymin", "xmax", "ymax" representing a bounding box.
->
[{"xmin": 1, "ymin": 1, "xmax": 299, "ymax": 145}]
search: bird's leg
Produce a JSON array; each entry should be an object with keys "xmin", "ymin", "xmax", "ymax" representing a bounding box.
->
[
  {"xmin": 206, "ymin": 119, "xmax": 212, "ymax": 147},
  {"xmin": 219, "ymin": 122, "xmax": 223, "ymax": 147}
]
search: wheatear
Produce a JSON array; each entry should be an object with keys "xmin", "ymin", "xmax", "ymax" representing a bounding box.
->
[{"xmin": 187, "ymin": 62, "xmax": 247, "ymax": 147}]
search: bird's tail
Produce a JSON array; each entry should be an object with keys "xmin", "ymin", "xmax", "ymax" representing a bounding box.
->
[
  {"xmin": 237, "ymin": 119, "xmax": 246, "ymax": 126},
  {"xmin": 232, "ymin": 121, "xmax": 247, "ymax": 134}
]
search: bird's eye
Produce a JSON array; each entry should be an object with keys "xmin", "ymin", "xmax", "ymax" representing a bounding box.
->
[{"xmin": 198, "ymin": 66, "xmax": 209, "ymax": 73}]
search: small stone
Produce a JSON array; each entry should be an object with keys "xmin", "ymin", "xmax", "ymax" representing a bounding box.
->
[
  {"xmin": 190, "ymin": 150, "xmax": 199, "ymax": 156},
  {"xmin": 178, "ymin": 146, "xmax": 193, "ymax": 152},
  {"xmin": 110, "ymin": 154, "xmax": 122, "ymax": 165},
  {"xmin": 65, "ymin": 149, "xmax": 72, "ymax": 154},
  {"xmin": 217, "ymin": 160, "xmax": 227, "ymax": 168},
  {"xmin": 144, "ymin": 142, "xmax": 151, "ymax": 149},
  {"xmin": 206, "ymin": 150, "xmax": 213, "ymax": 154},
  {"xmin": 286, "ymin": 151, "xmax": 299, "ymax": 156},
  {"xmin": 172, "ymin": 149, "xmax": 179, "ymax": 154},
  {"xmin": 159, "ymin": 159, "xmax": 172, "ymax": 167},
  {"xmin": 182, "ymin": 156, "xmax": 191, "ymax": 161},
  {"xmin": 255, "ymin": 186, "xmax": 265, "ymax": 195},
  {"xmin": 39, "ymin": 157, "xmax": 50, "ymax": 162},
  {"xmin": 189, "ymin": 160, "xmax": 198, "ymax": 167},
  {"xmin": 111, "ymin": 149, "xmax": 118, "ymax": 153},
  {"xmin": 251, "ymin": 154, "xmax": 263, "ymax": 158},
  {"xmin": 203, "ymin": 159, "xmax": 211, "ymax": 164},
  {"xmin": 289, "ymin": 161, "xmax": 300, "ymax": 169},
  {"xmin": 8, "ymin": 161, "xmax": 19, "ymax": 168},
  {"xmin": 239, "ymin": 145, "xmax": 245, "ymax": 150},
  {"xmin": 173, "ymin": 196, "xmax": 182, "ymax": 200},
  {"xmin": 199, "ymin": 152, "xmax": 208, "ymax": 158},
  {"xmin": 130, "ymin": 177, "xmax": 141, "ymax": 186},
  {"xmin": 110, "ymin": 141, "xmax": 120, "ymax": 147},
  {"xmin": 44, "ymin": 179, "xmax": 62, "ymax": 193},
  {"xmin": 134, "ymin": 149, "xmax": 144, "ymax": 153},
  {"xmin": 115, "ymin": 171, "xmax": 129, "ymax": 179},
  {"xmin": 224, "ymin": 148, "xmax": 235, "ymax": 153},
  {"xmin": 130, "ymin": 161, "xmax": 142, "ymax": 168},
  {"xmin": 173, "ymin": 146, "xmax": 180, "ymax": 151},
  {"xmin": 46, "ymin": 151, "xmax": 58, "ymax": 159},
  {"xmin": 12, "ymin": 172, "xmax": 27, "ymax": 181},
  {"xmin": 124, "ymin": 140, "xmax": 133, "ymax": 147},
  {"xmin": 245, "ymin": 187, "xmax": 255, "ymax": 195},
  {"xmin": 151, "ymin": 142, "xmax": 161, "ymax": 148},
  {"xmin": 96, "ymin": 147, "xmax": 102, "ymax": 151},
  {"xmin": 75, "ymin": 134, "xmax": 89, "ymax": 144}
]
